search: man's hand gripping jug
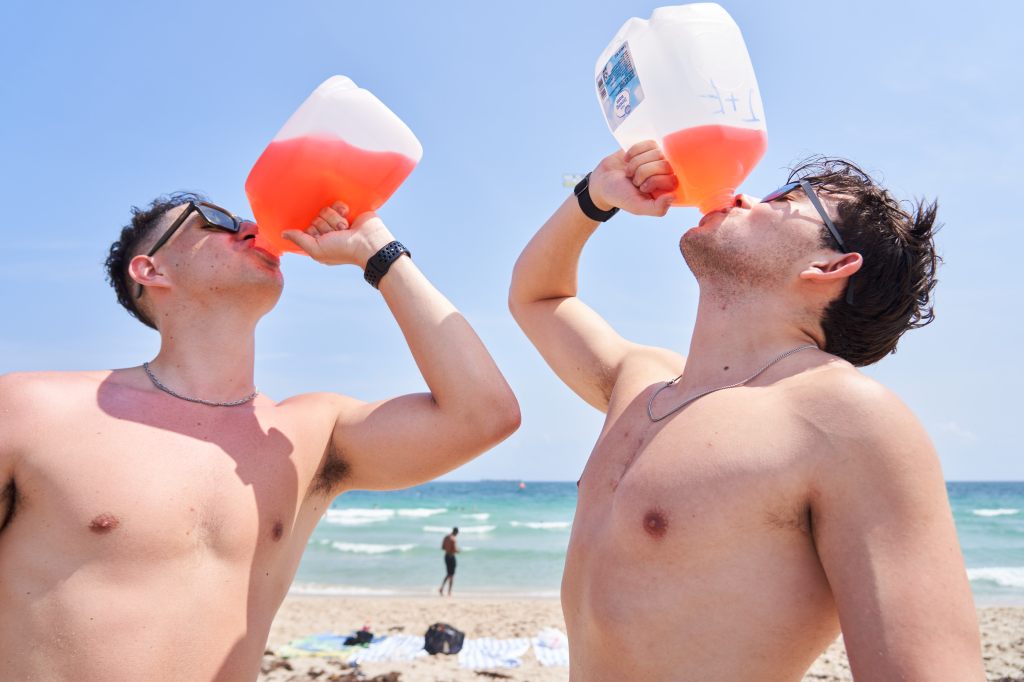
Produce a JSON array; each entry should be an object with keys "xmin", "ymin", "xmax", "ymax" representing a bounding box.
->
[
  {"xmin": 595, "ymin": 4, "xmax": 767, "ymax": 214},
  {"xmin": 245, "ymin": 76, "xmax": 423, "ymax": 256}
]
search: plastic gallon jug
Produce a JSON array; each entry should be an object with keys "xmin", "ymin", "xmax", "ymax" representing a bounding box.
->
[
  {"xmin": 245, "ymin": 76, "xmax": 423, "ymax": 256},
  {"xmin": 594, "ymin": 4, "xmax": 767, "ymax": 213}
]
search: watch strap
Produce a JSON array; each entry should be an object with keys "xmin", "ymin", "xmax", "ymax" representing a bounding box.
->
[
  {"xmin": 574, "ymin": 172, "xmax": 619, "ymax": 222},
  {"xmin": 364, "ymin": 241, "xmax": 411, "ymax": 289}
]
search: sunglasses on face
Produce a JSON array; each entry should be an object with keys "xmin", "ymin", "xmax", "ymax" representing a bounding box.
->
[
  {"xmin": 761, "ymin": 180, "xmax": 855, "ymax": 305},
  {"xmin": 133, "ymin": 201, "xmax": 249, "ymax": 299}
]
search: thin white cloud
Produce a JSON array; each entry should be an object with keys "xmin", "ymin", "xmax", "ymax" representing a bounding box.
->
[{"xmin": 937, "ymin": 421, "xmax": 977, "ymax": 442}]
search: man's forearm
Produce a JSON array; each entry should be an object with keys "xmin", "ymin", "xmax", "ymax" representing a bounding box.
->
[
  {"xmin": 509, "ymin": 195, "xmax": 598, "ymax": 306},
  {"xmin": 376, "ymin": 256, "xmax": 517, "ymax": 423}
]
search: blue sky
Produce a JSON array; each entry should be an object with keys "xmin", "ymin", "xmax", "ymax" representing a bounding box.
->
[{"xmin": 1, "ymin": 1, "xmax": 1020, "ymax": 481}]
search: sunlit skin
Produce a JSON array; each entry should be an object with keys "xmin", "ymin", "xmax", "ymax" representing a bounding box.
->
[
  {"xmin": 509, "ymin": 141, "xmax": 983, "ymax": 681},
  {"xmin": 0, "ymin": 202, "xmax": 520, "ymax": 681}
]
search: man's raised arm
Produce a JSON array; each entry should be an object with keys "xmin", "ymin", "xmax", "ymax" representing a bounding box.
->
[
  {"xmin": 284, "ymin": 207, "xmax": 520, "ymax": 492},
  {"xmin": 508, "ymin": 141, "xmax": 677, "ymax": 412}
]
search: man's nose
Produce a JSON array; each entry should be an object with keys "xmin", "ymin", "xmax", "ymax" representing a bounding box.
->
[
  {"xmin": 732, "ymin": 194, "xmax": 756, "ymax": 209},
  {"xmin": 238, "ymin": 220, "xmax": 259, "ymax": 239}
]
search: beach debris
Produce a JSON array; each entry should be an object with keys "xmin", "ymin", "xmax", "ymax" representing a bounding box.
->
[
  {"xmin": 260, "ymin": 657, "xmax": 293, "ymax": 673},
  {"xmin": 475, "ymin": 672, "xmax": 513, "ymax": 679}
]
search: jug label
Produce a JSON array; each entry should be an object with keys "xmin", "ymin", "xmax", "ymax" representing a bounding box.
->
[{"xmin": 597, "ymin": 42, "xmax": 645, "ymax": 131}]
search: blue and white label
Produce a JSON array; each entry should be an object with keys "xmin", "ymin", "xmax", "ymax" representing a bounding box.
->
[{"xmin": 598, "ymin": 42, "xmax": 644, "ymax": 131}]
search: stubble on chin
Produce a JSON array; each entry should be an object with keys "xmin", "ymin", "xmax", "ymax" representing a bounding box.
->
[{"xmin": 679, "ymin": 229, "xmax": 789, "ymax": 299}]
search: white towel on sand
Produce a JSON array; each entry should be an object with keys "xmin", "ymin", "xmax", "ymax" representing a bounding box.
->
[
  {"xmin": 532, "ymin": 627, "xmax": 569, "ymax": 666},
  {"xmin": 348, "ymin": 635, "xmax": 427, "ymax": 664},
  {"xmin": 458, "ymin": 637, "xmax": 531, "ymax": 668}
]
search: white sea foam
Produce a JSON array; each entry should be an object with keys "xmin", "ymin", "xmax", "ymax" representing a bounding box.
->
[
  {"xmin": 510, "ymin": 521, "xmax": 572, "ymax": 530},
  {"xmin": 289, "ymin": 582, "xmax": 402, "ymax": 597},
  {"xmin": 397, "ymin": 508, "xmax": 447, "ymax": 518},
  {"xmin": 323, "ymin": 509, "xmax": 393, "ymax": 526},
  {"xmin": 967, "ymin": 567, "xmax": 1024, "ymax": 588},
  {"xmin": 324, "ymin": 517, "xmax": 391, "ymax": 527},
  {"xmin": 462, "ymin": 513, "xmax": 491, "ymax": 521},
  {"xmin": 331, "ymin": 542, "xmax": 416, "ymax": 555},
  {"xmin": 972, "ymin": 508, "xmax": 1020, "ymax": 517},
  {"xmin": 423, "ymin": 525, "xmax": 496, "ymax": 534}
]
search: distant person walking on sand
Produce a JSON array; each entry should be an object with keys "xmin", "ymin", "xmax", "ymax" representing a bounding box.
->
[
  {"xmin": 0, "ymin": 195, "xmax": 519, "ymax": 681},
  {"xmin": 510, "ymin": 144, "xmax": 983, "ymax": 680},
  {"xmin": 439, "ymin": 527, "xmax": 460, "ymax": 596}
]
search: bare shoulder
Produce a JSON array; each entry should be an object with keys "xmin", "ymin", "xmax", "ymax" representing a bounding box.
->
[
  {"xmin": 784, "ymin": 359, "xmax": 941, "ymax": 486},
  {"xmin": 605, "ymin": 344, "xmax": 686, "ymax": 412},
  {"xmin": 0, "ymin": 369, "xmax": 112, "ymax": 411},
  {"xmin": 277, "ymin": 390, "xmax": 365, "ymax": 419},
  {"xmin": 617, "ymin": 344, "xmax": 686, "ymax": 388},
  {"xmin": 0, "ymin": 370, "xmax": 110, "ymax": 468}
]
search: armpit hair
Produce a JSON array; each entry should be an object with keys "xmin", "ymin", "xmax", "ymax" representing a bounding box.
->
[
  {"xmin": 0, "ymin": 479, "xmax": 18, "ymax": 534},
  {"xmin": 309, "ymin": 441, "xmax": 351, "ymax": 498}
]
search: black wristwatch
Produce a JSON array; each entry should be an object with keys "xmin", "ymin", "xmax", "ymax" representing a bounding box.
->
[
  {"xmin": 364, "ymin": 241, "xmax": 411, "ymax": 289},
  {"xmin": 574, "ymin": 172, "xmax": 619, "ymax": 222}
]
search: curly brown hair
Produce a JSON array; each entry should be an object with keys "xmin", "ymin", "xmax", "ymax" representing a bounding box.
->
[
  {"xmin": 104, "ymin": 192, "xmax": 208, "ymax": 330},
  {"xmin": 789, "ymin": 158, "xmax": 941, "ymax": 367}
]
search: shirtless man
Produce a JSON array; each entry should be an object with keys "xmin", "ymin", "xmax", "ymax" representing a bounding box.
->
[
  {"xmin": 509, "ymin": 143, "xmax": 983, "ymax": 680},
  {"xmin": 0, "ymin": 194, "xmax": 520, "ymax": 681},
  {"xmin": 439, "ymin": 526, "xmax": 459, "ymax": 596}
]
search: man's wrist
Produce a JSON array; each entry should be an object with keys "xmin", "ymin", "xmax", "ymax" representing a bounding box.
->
[
  {"xmin": 357, "ymin": 231, "xmax": 397, "ymax": 269},
  {"xmin": 574, "ymin": 173, "xmax": 619, "ymax": 222},
  {"xmin": 364, "ymin": 241, "xmax": 411, "ymax": 289},
  {"xmin": 589, "ymin": 186, "xmax": 614, "ymax": 212}
]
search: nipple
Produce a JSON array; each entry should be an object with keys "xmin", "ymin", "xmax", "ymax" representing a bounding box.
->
[
  {"xmin": 89, "ymin": 513, "xmax": 120, "ymax": 534},
  {"xmin": 643, "ymin": 509, "xmax": 668, "ymax": 538}
]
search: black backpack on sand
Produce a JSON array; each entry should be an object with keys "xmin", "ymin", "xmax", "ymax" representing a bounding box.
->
[{"xmin": 424, "ymin": 622, "xmax": 465, "ymax": 655}]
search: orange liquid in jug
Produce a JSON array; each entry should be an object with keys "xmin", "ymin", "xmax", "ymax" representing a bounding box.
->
[
  {"xmin": 660, "ymin": 125, "xmax": 767, "ymax": 214},
  {"xmin": 245, "ymin": 135, "xmax": 417, "ymax": 256}
]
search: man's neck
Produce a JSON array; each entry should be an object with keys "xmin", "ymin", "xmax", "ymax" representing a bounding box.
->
[
  {"xmin": 146, "ymin": 310, "xmax": 259, "ymax": 404},
  {"xmin": 680, "ymin": 285, "xmax": 821, "ymax": 391}
]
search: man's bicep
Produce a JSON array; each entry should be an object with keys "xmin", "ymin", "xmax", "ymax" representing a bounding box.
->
[
  {"xmin": 329, "ymin": 392, "xmax": 500, "ymax": 492},
  {"xmin": 511, "ymin": 296, "xmax": 636, "ymax": 411},
  {"xmin": 811, "ymin": 403, "xmax": 982, "ymax": 680}
]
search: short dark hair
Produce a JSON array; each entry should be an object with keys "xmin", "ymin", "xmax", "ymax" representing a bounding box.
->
[
  {"xmin": 104, "ymin": 192, "xmax": 208, "ymax": 330},
  {"xmin": 452, "ymin": 527, "xmax": 459, "ymax": 535},
  {"xmin": 790, "ymin": 158, "xmax": 940, "ymax": 367}
]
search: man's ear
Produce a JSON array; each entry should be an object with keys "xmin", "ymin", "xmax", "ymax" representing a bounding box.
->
[
  {"xmin": 128, "ymin": 255, "xmax": 170, "ymax": 293},
  {"xmin": 799, "ymin": 252, "xmax": 862, "ymax": 283}
]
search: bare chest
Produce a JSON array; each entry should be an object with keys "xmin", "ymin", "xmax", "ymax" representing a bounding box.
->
[
  {"xmin": 15, "ymin": 402, "xmax": 329, "ymax": 563},
  {"xmin": 572, "ymin": 385, "xmax": 816, "ymax": 566}
]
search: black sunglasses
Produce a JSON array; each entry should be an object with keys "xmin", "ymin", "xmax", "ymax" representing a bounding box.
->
[
  {"xmin": 761, "ymin": 180, "xmax": 855, "ymax": 305},
  {"xmin": 134, "ymin": 201, "xmax": 248, "ymax": 299}
]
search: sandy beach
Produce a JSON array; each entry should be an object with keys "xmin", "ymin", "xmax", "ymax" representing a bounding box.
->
[{"xmin": 259, "ymin": 596, "xmax": 1024, "ymax": 681}]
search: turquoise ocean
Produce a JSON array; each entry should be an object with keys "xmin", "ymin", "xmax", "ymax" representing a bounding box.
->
[{"xmin": 292, "ymin": 481, "xmax": 1024, "ymax": 605}]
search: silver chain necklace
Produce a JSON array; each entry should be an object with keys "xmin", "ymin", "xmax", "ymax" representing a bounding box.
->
[
  {"xmin": 142, "ymin": 361, "xmax": 259, "ymax": 407},
  {"xmin": 646, "ymin": 344, "xmax": 817, "ymax": 422}
]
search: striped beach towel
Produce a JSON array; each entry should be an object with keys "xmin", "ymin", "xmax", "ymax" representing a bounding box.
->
[
  {"xmin": 348, "ymin": 634, "xmax": 427, "ymax": 664},
  {"xmin": 532, "ymin": 628, "xmax": 570, "ymax": 667},
  {"xmin": 457, "ymin": 637, "xmax": 531, "ymax": 669}
]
